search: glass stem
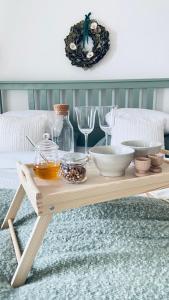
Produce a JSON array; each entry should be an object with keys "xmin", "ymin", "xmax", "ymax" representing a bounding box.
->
[
  {"xmin": 84, "ymin": 134, "xmax": 88, "ymax": 154},
  {"xmin": 105, "ymin": 133, "xmax": 108, "ymax": 146}
]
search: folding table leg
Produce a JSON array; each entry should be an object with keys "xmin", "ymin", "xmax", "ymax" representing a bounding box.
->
[
  {"xmin": 11, "ymin": 214, "xmax": 52, "ymax": 288},
  {"xmin": 1, "ymin": 184, "xmax": 25, "ymax": 229}
]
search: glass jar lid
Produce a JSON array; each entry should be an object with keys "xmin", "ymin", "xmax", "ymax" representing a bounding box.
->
[
  {"xmin": 35, "ymin": 133, "xmax": 58, "ymax": 152},
  {"xmin": 61, "ymin": 152, "xmax": 88, "ymax": 165}
]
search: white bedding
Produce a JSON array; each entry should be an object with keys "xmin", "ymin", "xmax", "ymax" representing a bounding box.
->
[
  {"xmin": 0, "ymin": 168, "xmax": 18, "ymax": 189},
  {"xmin": 0, "ymin": 151, "xmax": 34, "ymax": 189},
  {"xmin": 0, "ymin": 151, "xmax": 34, "ymax": 169}
]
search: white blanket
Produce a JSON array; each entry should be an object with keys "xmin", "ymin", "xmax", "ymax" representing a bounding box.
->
[
  {"xmin": 0, "ymin": 152, "xmax": 34, "ymax": 189},
  {"xmin": 0, "ymin": 169, "xmax": 18, "ymax": 189},
  {"xmin": 0, "ymin": 151, "xmax": 34, "ymax": 169}
]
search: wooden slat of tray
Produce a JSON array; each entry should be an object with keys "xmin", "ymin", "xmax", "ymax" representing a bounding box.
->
[
  {"xmin": 24, "ymin": 160, "xmax": 169, "ymax": 215},
  {"xmin": 33, "ymin": 160, "xmax": 169, "ymax": 191}
]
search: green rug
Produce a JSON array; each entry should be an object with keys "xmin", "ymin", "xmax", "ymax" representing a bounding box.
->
[{"xmin": 1, "ymin": 189, "xmax": 169, "ymax": 300}]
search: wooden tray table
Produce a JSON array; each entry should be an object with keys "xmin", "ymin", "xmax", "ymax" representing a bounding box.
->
[{"xmin": 1, "ymin": 160, "xmax": 169, "ymax": 287}]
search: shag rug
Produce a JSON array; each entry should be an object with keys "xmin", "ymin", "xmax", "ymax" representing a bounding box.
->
[{"xmin": 1, "ymin": 189, "xmax": 169, "ymax": 300}]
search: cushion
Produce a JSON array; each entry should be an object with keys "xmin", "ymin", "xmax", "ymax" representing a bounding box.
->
[
  {"xmin": 0, "ymin": 115, "xmax": 47, "ymax": 152},
  {"xmin": 110, "ymin": 117, "xmax": 164, "ymax": 146},
  {"xmin": 3, "ymin": 110, "xmax": 56, "ymax": 133},
  {"xmin": 96, "ymin": 135, "xmax": 169, "ymax": 148},
  {"xmin": 3, "ymin": 110, "xmax": 78, "ymax": 150},
  {"xmin": 106, "ymin": 108, "xmax": 169, "ymax": 134}
]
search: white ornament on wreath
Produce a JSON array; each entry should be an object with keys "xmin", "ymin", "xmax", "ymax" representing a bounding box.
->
[
  {"xmin": 90, "ymin": 22, "xmax": 98, "ymax": 30},
  {"xmin": 69, "ymin": 43, "xmax": 77, "ymax": 50},
  {"xmin": 86, "ymin": 51, "xmax": 94, "ymax": 59}
]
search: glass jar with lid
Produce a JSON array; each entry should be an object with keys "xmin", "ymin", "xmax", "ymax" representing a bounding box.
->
[
  {"xmin": 33, "ymin": 133, "xmax": 60, "ymax": 180},
  {"xmin": 60, "ymin": 153, "xmax": 88, "ymax": 183}
]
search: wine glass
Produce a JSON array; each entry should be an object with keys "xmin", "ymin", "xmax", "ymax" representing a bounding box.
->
[
  {"xmin": 97, "ymin": 106, "xmax": 118, "ymax": 146},
  {"xmin": 75, "ymin": 106, "xmax": 96, "ymax": 154}
]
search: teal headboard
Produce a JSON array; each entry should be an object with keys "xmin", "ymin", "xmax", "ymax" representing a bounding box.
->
[{"xmin": 0, "ymin": 79, "xmax": 169, "ymax": 146}]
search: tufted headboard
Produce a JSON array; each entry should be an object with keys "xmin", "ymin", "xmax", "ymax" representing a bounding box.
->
[{"xmin": 0, "ymin": 79, "xmax": 169, "ymax": 146}]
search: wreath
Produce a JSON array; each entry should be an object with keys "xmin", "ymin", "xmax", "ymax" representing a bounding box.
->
[{"xmin": 64, "ymin": 13, "xmax": 110, "ymax": 69}]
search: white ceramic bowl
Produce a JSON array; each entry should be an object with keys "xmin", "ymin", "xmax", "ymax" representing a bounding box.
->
[
  {"xmin": 89, "ymin": 145, "xmax": 134, "ymax": 177},
  {"xmin": 121, "ymin": 140, "xmax": 162, "ymax": 157}
]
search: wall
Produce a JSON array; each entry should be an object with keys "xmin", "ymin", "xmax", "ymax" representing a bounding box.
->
[
  {"xmin": 0, "ymin": 0, "xmax": 169, "ymax": 110},
  {"xmin": 1, "ymin": 0, "xmax": 169, "ymax": 80}
]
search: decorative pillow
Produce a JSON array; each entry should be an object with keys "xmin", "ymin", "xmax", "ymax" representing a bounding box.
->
[
  {"xmin": 3, "ymin": 110, "xmax": 78, "ymax": 150},
  {"xmin": 106, "ymin": 108, "xmax": 169, "ymax": 134},
  {"xmin": 110, "ymin": 117, "xmax": 164, "ymax": 146},
  {"xmin": 3, "ymin": 110, "xmax": 56, "ymax": 133},
  {"xmin": 0, "ymin": 115, "xmax": 47, "ymax": 152}
]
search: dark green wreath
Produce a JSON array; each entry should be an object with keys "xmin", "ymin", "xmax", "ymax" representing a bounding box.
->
[{"xmin": 64, "ymin": 13, "xmax": 110, "ymax": 69}]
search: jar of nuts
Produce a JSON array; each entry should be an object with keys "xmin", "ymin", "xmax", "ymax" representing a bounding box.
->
[{"xmin": 60, "ymin": 153, "xmax": 88, "ymax": 183}]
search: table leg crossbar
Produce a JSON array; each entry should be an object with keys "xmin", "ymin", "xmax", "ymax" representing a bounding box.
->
[{"xmin": 8, "ymin": 219, "xmax": 21, "ymax": 263}]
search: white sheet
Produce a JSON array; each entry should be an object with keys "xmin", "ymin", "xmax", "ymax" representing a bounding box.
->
[
  {"xmin": 0, "ymin": 151, "xmax": 34, "ymax": 189},
  {"xmin": 0, "ymin": 168, "xmax": 18, "ymax": 189},
  {"xmin": 0, "ymin": 151, "xmax": 34, "ymax": 169}
]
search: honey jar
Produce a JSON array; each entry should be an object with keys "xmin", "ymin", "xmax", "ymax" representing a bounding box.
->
[{"xmin": 34, "ymin": 133, "xmax": 60, "ymax": 180}]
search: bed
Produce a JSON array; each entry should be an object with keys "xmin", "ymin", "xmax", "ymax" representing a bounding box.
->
[
  {"xmin": 0, "ymin": 78, "xmax": 169, "ymax": 192},
  {"xmin": 1, "ymin": 79, "xmax": 169, "ymax": 296}
]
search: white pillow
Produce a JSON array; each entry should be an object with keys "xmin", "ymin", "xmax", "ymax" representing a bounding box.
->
[
  {"xmin": 106, "ymin": 108, "xmax": 169, "ymax": 134},
  {"xmin": 3, "ymin": 110, "xmax": 56, "ymax": 133},
  {"xmin": 0, "ymin": 115, "xmax": 47, "ymax": 152},
  {"xmin": 111, "ymin": 117, "xmax": 164, "ymax": 146}
]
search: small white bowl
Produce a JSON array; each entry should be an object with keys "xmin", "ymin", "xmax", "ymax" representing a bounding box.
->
[
  {"xmin": 89, "ymin": 145, "xmax": 134, "ymax": 177},
  {"xmin": 121, "ymin": 140, "xmax": 162, "ymax": 157}
]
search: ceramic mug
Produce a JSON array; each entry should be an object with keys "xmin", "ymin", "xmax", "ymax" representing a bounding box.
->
[
  {"xmin": 148, "ymin": 154, "xmax": 163, "ymax": 173},
  {"xmin": 134, "ymin": 156, "xmax": 151, "ymax": 177}
]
